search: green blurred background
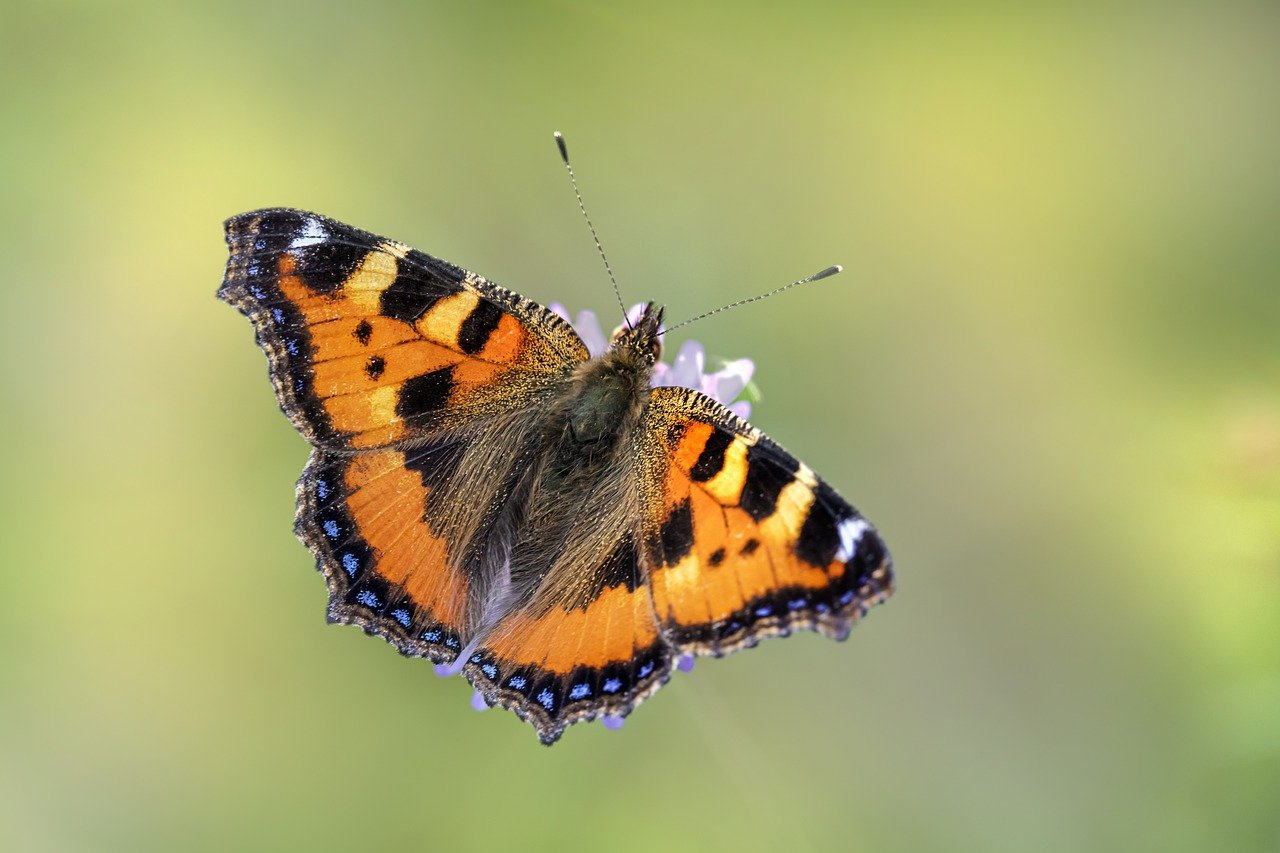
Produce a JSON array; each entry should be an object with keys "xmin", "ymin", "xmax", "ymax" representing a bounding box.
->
[{"xmin": 2, "ymin": 1, "xmax": 1277, "ymax": 850}]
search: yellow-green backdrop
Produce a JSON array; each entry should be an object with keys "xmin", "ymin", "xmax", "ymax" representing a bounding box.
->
[{"xmin": 2, "ymin": 2, "xmax": 1277, "ymax": 850}]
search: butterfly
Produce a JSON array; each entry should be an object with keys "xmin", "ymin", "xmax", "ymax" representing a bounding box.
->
[{"xmin": 219, "ymin": 207, "xmax": 894, "ymax": 744}]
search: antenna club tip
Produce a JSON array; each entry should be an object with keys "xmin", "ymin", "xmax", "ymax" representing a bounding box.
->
[
  {"xmin": 553, "ymin": 131, "xmax": 569, "ymax": 163},
  {"xmin": 806, "ymin": 264, "xmax": 842, "ymax": 282}
]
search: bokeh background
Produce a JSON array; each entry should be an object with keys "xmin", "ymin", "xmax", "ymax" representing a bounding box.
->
[{"xmin": 2, "ymin": 2, "xmax": 1277, "ymax": 850}]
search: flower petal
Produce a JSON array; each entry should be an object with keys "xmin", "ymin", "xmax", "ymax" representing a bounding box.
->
[
  {"xmin": 573, "ymin": 309, "xmax": 608, "ymax": 357},
  {"xmin": 713, "ymin": 358, "xmax": 755, "ymax": 403},
  {"xmin": 668, "ymin": 339, "xmax": 705, "ymax": 388}
]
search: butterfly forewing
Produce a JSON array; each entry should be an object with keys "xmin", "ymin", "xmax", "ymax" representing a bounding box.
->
[
  {"xmin": 219, "ymin": 208, "xmax": 586, "ymax": 450},
  {"xmin": 640, "ymin": 387, "xmax": 894, "ymax": 654}
]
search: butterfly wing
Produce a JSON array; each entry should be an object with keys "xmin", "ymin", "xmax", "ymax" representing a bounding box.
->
[
  {"xmin": 221, "ymin": 209, "xmax": 588, "ymax": 669},
  {"xmin": 297, "ymin": 443, "xmax": 473, "ymax": 663},
  {"xmin": 219, "ymin": 208, "xmax": 587, "ymax": 450},
  {"xmin": 459, "ymin": 529, "xmax": 672, "ymax": 745},
  {"xmin": 452, "ymin": 452, "xmax": 672, "ymax": 744},
  {"xmin": 639, "ymin": 386, "xmax": 894, "ymax": 654}
]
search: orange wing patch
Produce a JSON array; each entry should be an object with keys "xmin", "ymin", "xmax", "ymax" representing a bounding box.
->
[
  {"xmin": 642, "ymin": 387, "xmax": 894, "ymax": 654},
  {"xmin": 338, "ymin": 450, "xmax": 468, "ymax": 628},
  {"xmin": 482, "ymin": 584, "xmax": 659, "ymax": 674}
]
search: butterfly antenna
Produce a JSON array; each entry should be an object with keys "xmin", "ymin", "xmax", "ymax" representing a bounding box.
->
[
  {"xmin": 554, "ymin": 131, "xmax": 630, "ymax": 328},
  {"xmin": 662, "ymin": 264, "xmax": 843, "ymax": 333}
]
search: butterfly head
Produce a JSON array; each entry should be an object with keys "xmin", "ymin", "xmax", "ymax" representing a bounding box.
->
[{"xmin": 609, "ymin": 302, "xmax": 664, "ymax": 365}]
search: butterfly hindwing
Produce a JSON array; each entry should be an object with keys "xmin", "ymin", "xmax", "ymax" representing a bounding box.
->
[
  {"xmin": 462, "ymin": 552, "xmax": 673, "ymax": 744},
  {"xmin": 640, "ymin": 387, "xmax": 895, "ymax": 655},
  {"xmin": 219, "ymin": 209, "xmax": 587, "ymax": 450},
  {"xmin": 455, "ymin": 447, "xmax": 674, "ymax": 743},
  {"xmin": 296, "ymin": 443, "xmax": 476, "ymax": 661}
]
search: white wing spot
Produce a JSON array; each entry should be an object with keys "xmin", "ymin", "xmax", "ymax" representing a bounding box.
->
[
  {"xmin": 290, "ymin": 217, "xmax": 329, "ymax": 249},
  {"xmin": 835, "ymin": 517, "xmax": 871, "ymax": 562}
]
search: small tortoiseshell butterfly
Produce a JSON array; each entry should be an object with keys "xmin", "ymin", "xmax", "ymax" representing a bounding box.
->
[{"xmin": 219, "ymin": 161, "xmax": 893, "ymax": 744}]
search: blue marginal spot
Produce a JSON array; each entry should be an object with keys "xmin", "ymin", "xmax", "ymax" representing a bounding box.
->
[
  {"xmin": 444, "ymin": 636, "xmax": 460, "ymax": 649},
  {"xmin": 569, "ymin": 684, "xmax": 591, "ymax": 700},
  {"xmin": 271, "ymin": 308, "xmax": 285, "ymax": 324},
  {"xmin": 421, "ymin": 629, "xmax": 442, "ymax": 642},
  {"xmin": 248, "ymin": 282, "xmax": 266, "ymax": 299},
  {"xmin": 508, "ymin": 675, "xmax": 527, "ymax": 690},
  {"xmin": 316, "ymin": 479, "xmax": 329, "ymax": 501},
  {"xmin": 815, "ymin": 602, "xmax": 831, "ymax": 613},
  {"xmin": 637, "ymin": 662, "xmax": 653, "ymax": 679},
  {"xmin": 603, "ymin": 678, "xmax": 622, "ymax": 694},
  {"xmin": 284, "ymin": 337, "xmax": 299, "ymax": 356},
  {"xmin": 340, "ymin": 552, "xmax": 359, "ymax": 577},
  {"xmin": 254, "ymin": 238, "xmax": 267, "ymax": 251},
  {"xmin": 837, "ymin": 590, "xmax": 856, "ymax": 606},
  {"xmin": 322, "ymin": 519, "xmax": 340, "ymax": 540},
  {"xmin": 470, "ymin": 653, "xmax": 482, "ymax": 664},
  {"xmin": 481, "ymin": 663, "xmax": 498, "ymax": 679},
  {"xmin": 788, "ymin": 598, "xmax": 807, "ymax": 611},
  {"xmin": 536, "ymin": 689, "xmax": 555, "ymax": 711},
  {"xmin": 355, "ymin": 589, "xmax": 380, "ymax": 609},
  {"xmin": 754, "ymin": 605, "xmax": 773, "ymax": 618},
  {"xmin": 391, "ymin": 608, "xmax": 411, "ymax": 628}
]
